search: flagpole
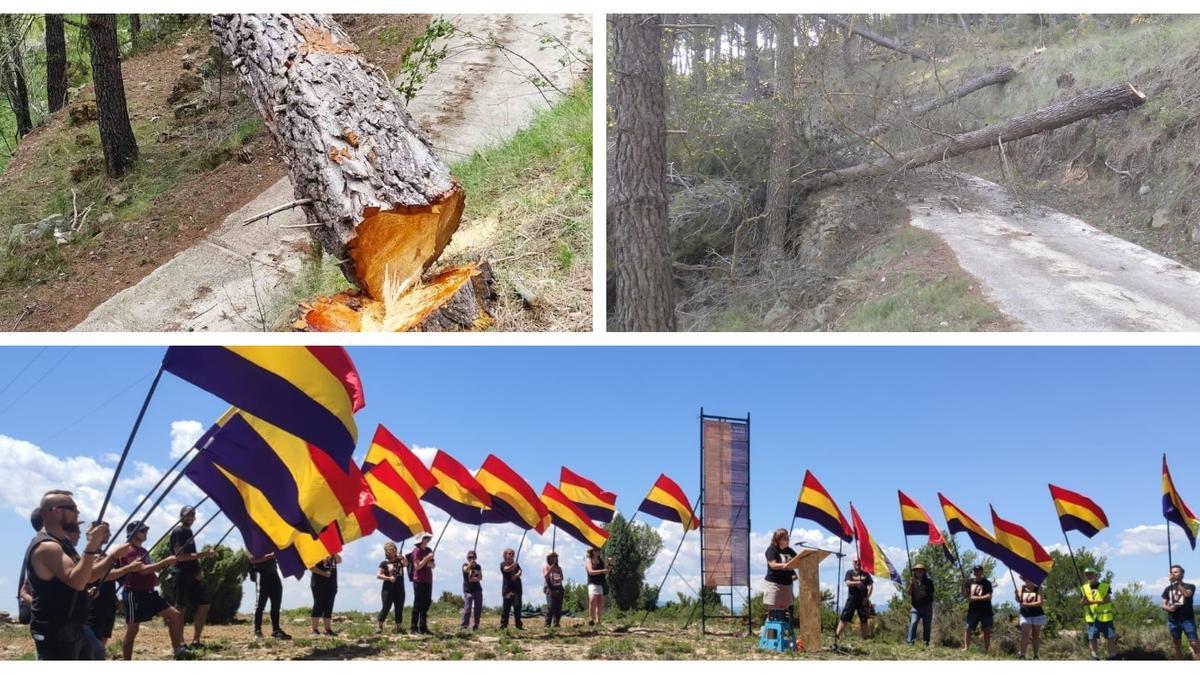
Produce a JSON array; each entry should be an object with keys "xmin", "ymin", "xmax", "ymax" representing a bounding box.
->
[
  {"xmin": 515, "ymin": 529, "xmax": 528, "ymax": 561},
  {"xmin": 639, "ymin": 498, "xmax": 700, "ymax": 628},
  {"xmin": 1167, "ymin": 514, "xmax": 1174, "ymax": 569},
  {"xmin": 106, "ymin": 447, "xmax": 196, "ymax": 547},
  {"xmin": 902, "ymin": 531, "xmax": 913, "ymax": 578},
  {"xmin": 154, "ymin": 507, "xmax": 221, "ymax": 553},
  {"xmin": 106, "ymin": 433, "xmax": 212, "ymax": 555},
  {"xmin": 1059, "ymin": 523, "xmax": 1084, "ymax": 586},
  {"xmin": 95, "ymin": 366, "xmax": 165, "ymax": 525},
  {"xmin": 472, "ymin": 523, "xmax": 481, "ymax": 551},
  {"xmin": 214, "ymin": 524, "xmax": 237, "ymax": 548},
  {"xmin": 552, "ymin": 525, "xmax": 557, "ymax": 551},
  {"xmin": 833, "ymin": 538, "xmax": 844, "ymax": 652},
  {"xmin": 432, "ymin": 518, "xmax": 453, "ymax": 553},
  {"xmin": 947, "ymin": 532, "xmax": 968, "ymax": 583}
]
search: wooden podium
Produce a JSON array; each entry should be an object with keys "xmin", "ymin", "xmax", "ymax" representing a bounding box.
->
[{"xmin": 784, "ymin": 548, "xmax": 832, "ymax": 652}]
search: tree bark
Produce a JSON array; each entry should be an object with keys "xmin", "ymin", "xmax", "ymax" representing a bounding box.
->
[
  {"xmin": 820, "ymin": 14, "xmax": 933, "ymax": 62},
  {"xmin": 2, "ymin": 15, "xmax": 33, "ymax": 137},
  {"xmin": 209, "ymin": 14, "xmax": 463, "ymax": 298},
  {"xmin": 690, "ymin": 19, "xmax": 707, "ymax": 93},
  {"xmin": 87, "ymin": 14, "xmax": 138, "ymax": 178},
  {"xmin": 828, "ymin": 64, "xmax": 1016, "ymax": 154},
  {"xmin": 610, "ymin": 13, "xmax": 675, "ymax": 331},
  {"xmin": 129, "ymin": 14, "xmax": 141, "ymax": 49},
  {"xmin": 798, "ymin": 82, "xmax": 1147, "ymax": 193},
  {"xmin": 743, "ymin": 14, "xmax": 759, "ymax": 98},
  {"xmin": 764, "ymin": 14, "xmax": 794, "ymax": 258},
  {"xmin": 45, "ymin": 14, "xmax": 68, "ymax": 113}
]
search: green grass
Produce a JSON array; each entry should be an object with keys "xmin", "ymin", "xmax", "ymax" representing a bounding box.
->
[{"xmin": 842, "ymin": 276, "xmax": 1002, "ymax": 331}]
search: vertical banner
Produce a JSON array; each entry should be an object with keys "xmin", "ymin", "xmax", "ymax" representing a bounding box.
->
[{"xmin": 700, "ymin": 415, "xmax": 750, "ymax": 588}]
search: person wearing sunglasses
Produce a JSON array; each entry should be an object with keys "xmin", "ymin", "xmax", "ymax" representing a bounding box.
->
[{"xmin": 460, "ymin": 550, "xmax": 483, "ymax": 631}]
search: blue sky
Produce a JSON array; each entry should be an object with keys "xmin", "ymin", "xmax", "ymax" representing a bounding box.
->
[{"xmin": 1, "ymin": 346, "xmax": 1197, "ymax": 614}]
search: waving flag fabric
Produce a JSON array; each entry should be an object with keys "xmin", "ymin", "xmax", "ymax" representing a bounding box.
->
[
  {"xmin": 850, "ymin": 505, "xmax": 902, "ymax": 584},
  {"xmin": 422, "ymin": 450, "xmax": 492, "ymax": 525},
  {"xmin": 541, "ymin": 483, "xmax": 610, "ymax": 548},
  {"xmin": 939, "ymin": 493, "xmax": 1005, "ymax": 560},
  {"xmin": 899, "ymin": 490, "xmax": 955, "ymax": 562},
  {"xmin": 362, "ymin": 425, "xmax": 437, "ymax": 498},
  {"xmin": 991, "ymin": 506, "xmax": 1055, "ymax": 585},
  {"xmin": 477, "ymin": 455, "xmax": 549, "ymax": 533},
  {"xmin": 1049, "ymin": 484, "xmax": 1109, "ymax": 539},
  {"xmin": 163, "ymin": 346, "xmax": 364, "ymax": 464},
  {"xmin": 559, "ymin": 467, "xmax": 617, "ymax": 523},
  {"xmin": 795, "ymin": 470, "xmax": 853, "ymax": 542},
  {"xmin": 365, "ymin": 460, "xmax": 432, "ymax": 542},
  {"xmin": 1163, "ymin": 455, "xmax": 1200, "ymax": 550},
  {"xmin": 637, "ymin": 474, "xmax": 700, "ymax": 530}
]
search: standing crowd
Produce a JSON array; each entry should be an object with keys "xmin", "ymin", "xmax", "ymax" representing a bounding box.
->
[{"xmin": 762, "ymin": 528, "xmax": 1199, "ymax": 660}]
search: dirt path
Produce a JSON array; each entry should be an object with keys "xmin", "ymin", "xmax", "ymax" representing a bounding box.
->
[
  {"xmin": 73, "ymin": 14, "xmax": 591, "ymax": 332},
  {"xmin": 906, "ymin": 173, "xmax": 1200, "ymax": 331}
]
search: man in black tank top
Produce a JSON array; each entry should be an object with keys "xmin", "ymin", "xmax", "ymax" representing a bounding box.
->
[
  {"xmin": 25, "ymin": 490, "xmax": 126, "ymax": 660},
  {"xmin": 169, "ymin": 506, "xmax": 216, "ymax": 647}
]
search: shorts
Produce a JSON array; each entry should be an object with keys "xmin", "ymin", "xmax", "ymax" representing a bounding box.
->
[
  {"xmin": 965, "ymin": 610, "xmax": 994, "ymax": 631},
  {"xmin": 123, "ymin": 590, "xmax": 171, "ymax": 625},
  {"xmin": 174, "ymin": 573, "xmax": 209, "ymax": 609},
  {"xmin": 588, "ymin": 584, "xmax": 606, "ymax": 597},
  {"xmin": 1086, "ymin": 620, "xmax": 1117, "ymax": 640},
  {"xmin": 1169, "ymin": 617, "xmax": 1197, "ymax": 642},
  {"xmin": 1019, "ymin": 614, "xmax": 1048, "ymax": 627},
  {"xmin": 763, "ymin": 581, "xmax": 794, "ymax": 608},
  {"xmin": 840, "ymin": 596, "xmax": 870, "ymax": 623},
  {"xmin": 88, "ymin": 602, "xmax": 117, "ymax": 640}
]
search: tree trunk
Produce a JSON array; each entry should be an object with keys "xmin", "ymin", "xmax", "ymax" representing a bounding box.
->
[
  {"xmin": 820, "ymin": 14, "xmax": 933, "ymax": 62},
  {"xmin": 764, "ymin": 14, "xmax": 795, "ymax": 259},
  {"xmin": 87, "ymin": 14, "xmax": 138, "ymax": 177},
  {"xmin": 208, "ymin": 14, "xmax": 463, "ymax": 300},
  {"xmin": 690, "ymin": 20, "xmax": 707, "ymax": 93},
  {"xmin": 743, "ymin": 14, "xmax": 759, "ymax": 98},
  {"xmin": 2, "ymin": 15, "xmax": 33, "ymax": 137},
  {"xmin": 129, "ymin": 14, "xmax": 141, "ymax": 49},
  {"xmin": 798, "ymin": 82, "xmax": 1147, "ymax": 193},
  {"xmin": 611, "ymin": 13, "xmax": 674, "ymax": 331},
  {"xmin": 828, "ymin": 64, "xmax": 1016, "ymax": 154},
  {"xmin": 45, "ymin": 14, "xmax": 68, "ymax": 113}
]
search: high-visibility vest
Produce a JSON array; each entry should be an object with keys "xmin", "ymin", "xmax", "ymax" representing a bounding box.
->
[{"xmin": 1081, "ymin": 582, "xmax": 1115, "ymax": 623}]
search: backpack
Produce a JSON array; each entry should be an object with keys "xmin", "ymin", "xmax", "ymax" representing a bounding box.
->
[{"xmin": 404, "ymin": 551, "xmax": 416, "ymax": 581}]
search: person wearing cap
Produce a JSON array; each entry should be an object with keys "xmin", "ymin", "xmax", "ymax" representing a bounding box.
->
[
  {"xmin": 906, "ymin": 563, "xmax": 934, "ymax": 646},
  {"xmin": 1081, "ymin": 567, "xmax": 1116, "ymax": 660},
  {"xmin": 835, "ymin": 558, "xmax": 874, "ymax": 640},
  {"xmin": 1162, "ymin": 564, "xmax": 1198, "ymax": 659},
  {"xmin": 409, "ymin": 534, "xmax": 435, "ymax": 634},
  {"xmin": 460, "ymin": 550, "xmax": 483, "ymax": 631},
  {"xmin": 1016, "ymin": 575, "xmax": 1046, "ymax": 659},
  {"xmin": 168, "ymin": 505, "xmax": 216, "ymax": 648},
  {"xmin": 114, "ymin": 520, "xmax": 186, "ymax": 660},
  {"xmin": 962, "ymin": 564, "xmax": 993, "ymax": 653}
]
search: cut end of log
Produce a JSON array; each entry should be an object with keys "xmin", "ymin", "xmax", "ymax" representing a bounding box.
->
[
  {"xmin": 1126, "ymin": 82, "xmax": 1147, "ymax": 102},
  {"xmin": 347, "ymin": 185, "xmax": 466, "ymax": 300},
  {"xmin": 301, "ymin": 262, "xmax": 494, "ymax": 332}
]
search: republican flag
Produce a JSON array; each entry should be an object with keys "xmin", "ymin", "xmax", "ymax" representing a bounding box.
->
[
  {"xmin": 1048, "ymin": 484, "xmax": 1109, "ymax": 538},
  {"xmin": 362, "ymin": 425, "xmax": 438, "ymax": 498},
  {"xmin": 541, "ymin": 483, "xmax": 610, "ymax": 549},
  {"xmin": 163, "ymin": 346, "xmax": 364, "ymax": 465},
  {"xmin": 637, "ymin": 474, "xmax": 700, "ymax": 530},
  {"xmin": 365, "ymin": 459, "xmax": 432, "ymax": 542},
  {"xmin": 559, "ymin": 467, "xmax": 617, "ymax": 523},
  {"xmin": 795, "ymin": 471, "xmax": 853, "ymax": 543},
  {"xmin": 899, "ymin": 490, "xmax": 955, "ymax": 562},
  {"xmin": 1163, "ymin": 454, "xmax": 1200, "ymax": 550},
  {"xmin": 850, "ymin": 505, "xmax": 902, "ymax": 584},
  {"xmin": 477, "ymin": 455, "xmax": 549, "ymax": 533},
  {"xmin": 990, "ymin": 506, "xmax": 1054, "ymax": 585},
  {"xmin": 938, "ymin": 493, "xmax": 1005, "ymax": 560},
  {"xmin": 421, "ymin": 449, "xmax": 492, "ymax": 525}
]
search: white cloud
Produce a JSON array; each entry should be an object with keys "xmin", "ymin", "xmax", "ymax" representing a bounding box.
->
[
  {"xmin": 412, "ymin": 445, "xmax": 439, "ymax": 467},
  {"xmin": 169, "ymin": 420, "xmax": 205, "ymax": 459},
  {"xmin": 1115, "ymin": 524, "xmax": 1177, "ymax": 556}
]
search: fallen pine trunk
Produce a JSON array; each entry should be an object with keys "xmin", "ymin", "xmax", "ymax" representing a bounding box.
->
[
  {"xmin": 798, "ymin": 82, "xmax": 1146, "ymax": 194},
  {"xmin": 210, "ymin": 14, "xmax": 490, "ymax": 331},
  {"xmin": 820, "ymin": 14, "xmax": 933, "ymax": 63},
  {"xmin": 828, "ymin": 64, "xmax": 1016, "ymax": 154}
]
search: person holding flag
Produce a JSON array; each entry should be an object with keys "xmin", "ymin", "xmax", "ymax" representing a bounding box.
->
[
  {"xmin": 410, "ymin": 534, "xmax": 435, "ymax": 635},
  {"xmin": 168, "ymin": 506, "xmax": 216, "ymax": 649},
  {"xmin": 962, "ymin": 564, "xmax": 994, "ymax": 653},
  {"xmin": 1016, "ymin": 575, "xmax": 1046, "ymax": 660},
  {"xmin": 309, "ymin": 553, "xmax": 341, "ymax": 638},
  {"xmin": 500, "ymin": 548, "xmax": 524, "ymax": 631},
  {"xmin": 115, "ymin": 521, "xmax": 186, "ymax": 660},
  {"xmin": 543, "ymin": 552, "xmax": 565, "ymax": 628},
  {"xmin": 585, "ymin": 547, "xmax": 610, "ymax": 627},
  {"xmin": 460, "ymin": 550, "xmax": 484, "ymax": 632},
  {"xmin": 376, "ymin": 542, "xmax": 407, "ymax": 634},
  {"xmin": 1081, "ymin": 567, "xmax": 1117, "ymax": 660},
  {"xmin": 1162, "ymin": 564, "xmax": 1198, "ymax": 659},
  {"xmin": 835, "ymin": 559, "xmax": 874, "ymax": 640},
  {"xmin": 249, "ymin": 552, "xmax": 290, "ymax": 641},
  {"xmin": 906, "ymin": 564, "xmax": 934, "ymax": 646}
]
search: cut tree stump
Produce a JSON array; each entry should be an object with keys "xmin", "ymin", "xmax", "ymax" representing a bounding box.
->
[
  {"xmin": 820, "ymin": 14, "xmax": 933, "ymax": 63},
  {"xmin": 798, "ymin": 82, "xmax": 1146, "ymax": 194},
  {"xmin": 209, "ymin": 14, "xmax": 486, "ymax": 331}
]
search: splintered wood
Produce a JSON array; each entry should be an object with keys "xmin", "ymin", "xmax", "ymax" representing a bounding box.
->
[{"xmin": 209, "ymin": 14, "xmax": 491, "ymax": 331}]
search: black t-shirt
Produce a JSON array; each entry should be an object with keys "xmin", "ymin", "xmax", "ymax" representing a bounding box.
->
[
  {"xmin": 845, "ymin": 569, "xmax": 873, "ymax": 600},
  {"xmin": 380, "ymin": 558, "xmax": 404, "ymax": 592},
  {"xmin": 1019, "ymin": 588, "xmax": 1045, "ymax": 617},
  {"xmin": 909, "ymin": 576, "xmax": 934, "ymax": 609},
  {"xmin": 1163, "ymin": 582, "xmax": 1196, "ymax": 622},
  {"xmin": 170, "ymin": 526, "xmax": 199, "ymax": 575},
  {"xmin": 311, "ymin": 557, "xmax": 337, "ymax": 589},
  {"xmin": 586, "ymin": 557, "xmax": 608, "ymax": 586},
  {"xmin": 764, "ymin": 545, "xmax": 797, "ymax": 585},
  {"xmin": 251, "ymin": 557, "xmax": 278, "ymax": 576},
  {"xmin": 462, "ymin": 562, "xmax": 482, "ymax": 593},
  {"xmin": 501, "ymin": 561, "xmax": 522, "ymax": 594},
  {"xmin": 966, "ymin": 578, "xmax": 993, "ymax": 615}
]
